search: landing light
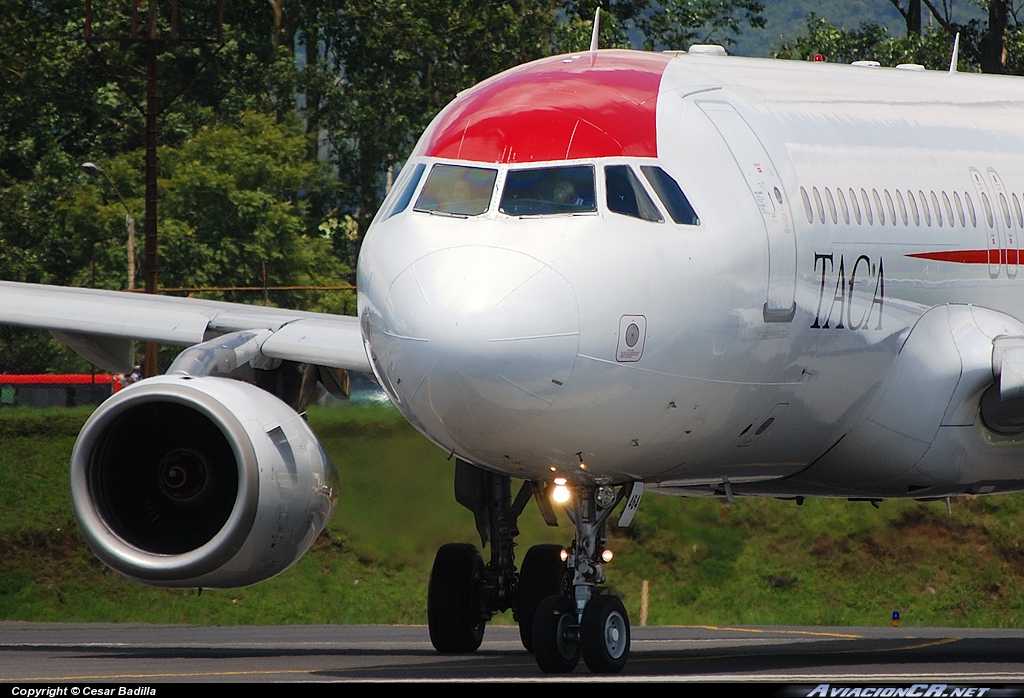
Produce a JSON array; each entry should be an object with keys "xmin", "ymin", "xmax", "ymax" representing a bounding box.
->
[
  {"xmin": 552, "ymin": 479, "xmax": 571, "ymax": 504},
  {"xmin": 601, "ymin": 549, "xmax": 614, "ymax": 563},
  {"xmin": 559, "ymin": 548, "xmax": 569, "ymax": 563}
]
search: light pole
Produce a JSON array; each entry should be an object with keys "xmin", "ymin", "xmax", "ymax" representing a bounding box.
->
[{"xmin": 80, "ymin": 162, "xmax": 136, "ymax": 290}]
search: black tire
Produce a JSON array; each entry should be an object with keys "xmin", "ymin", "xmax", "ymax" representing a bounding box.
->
[
  {"xmin": 427, "ymin": 543, "xmax": 485, "ymax": 653},
  {"xmin": 580, "ymin": 594, "xmax": 630, "ymax": 674},
  {"xmin": 532, "ymin": 594, "xmax": 580, "ymax": 673},
  {"xmin": 517, "ymin": 544, "xmax": 568, "ymax": 653}
]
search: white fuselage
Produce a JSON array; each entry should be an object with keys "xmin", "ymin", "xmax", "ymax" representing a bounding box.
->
[{"xmin": 357, "ymin": 51, "xmax": 1024, "ymax": 501}]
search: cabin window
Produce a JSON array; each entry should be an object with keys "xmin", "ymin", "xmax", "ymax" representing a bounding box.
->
[
  {"xmin": 999, "ymin": 193, "xmax": 1013, "ymax": 228},
  {"xmin": 825, "ymin": 188, "xmax": 838, "ymax": 224},
  {"xmin": 499, "ymin": 165, "xmax": 597, "ymax": 216},
  {"xmin": 930, "ymin": 191, "xmax": 942, "ymax": 227},
  {"xmin": 849, "ymin": 187, "xmax": 862, "ymax": 224},
  {"xmin": 942, "ymin": 192, "xmax": 955, "ymax": 228},
  {"xmin": 861, "ymin": 188, "xmax": 873, "ymax": 225},
  {"xmin": 837, "ymin": 188, "xmax": 850, "ymax": 224},
  {"xmin": 896, "ymin": 190, "xmax": 908, "ymax": 226},
  {"xmin": 813, "ymin": 187, "xmax": 825, "ymax": 223},
  {"xmin": 387, "ymin": 163, "xmax": 426, "ymax": 219},
  {"xmin": 907, "ymin": 190, "xmax": 920, "ymax": 226},
  {"xmin": 872, "ymin": 189, "xmax": 884, "ymax": 226},
  {"xmin": 415, "ymin": 164, "xmax": 498, "ymax": 216},
  {"xmin": 954, "ymin": 191, "xmax": 966, "ymax": 227},
  {"xmin": 884, "ymin": 189, "xmax": 896, "ymax": 226},
  {"xmin": 606, "ymin": 165, "xmax": 663, "ymax": 222},
  {"xmin": 919, "ymin": 190, "xmax": 931, "ymax": 227},
  {"xmin": 800, "ymin": 187, "xmax": 813, "ymax": 224},
  {"xmin": 640, "ymin": 166, "xmax": 699, "ymax": 225},
  {"xmin": 965, "ymin": 192, "xmax": 977, "ymax": 227},
  {"xmin": 1013, "ymin": 193, "xmax": 1023, "ymax": 228},
  {"xmin": 981, "ymin": 192, "xmax": 995, "ymax": 228}
]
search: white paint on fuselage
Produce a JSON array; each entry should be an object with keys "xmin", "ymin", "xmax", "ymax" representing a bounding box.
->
[{"xmin": 358, "ymin": 52, "xmax": 1024, "ymax": 498}]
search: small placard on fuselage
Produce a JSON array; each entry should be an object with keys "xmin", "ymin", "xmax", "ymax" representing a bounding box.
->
[{"xmin": 616, "ymin": 314, "xmax": 647, "ymax": 362}]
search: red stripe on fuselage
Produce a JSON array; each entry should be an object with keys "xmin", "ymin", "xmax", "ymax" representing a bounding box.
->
[
  {"xmin": 908, "ymin": 250, "xmax": 1021, "ymax": 265},
  {"xmin": 421, "ymin": 50, "xmax": 672, "ymax": 164}
]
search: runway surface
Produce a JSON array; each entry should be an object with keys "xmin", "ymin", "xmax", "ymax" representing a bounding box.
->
[{"xmin": 2, "ymin": 622, "xmax": 1024, "ymax": 682}]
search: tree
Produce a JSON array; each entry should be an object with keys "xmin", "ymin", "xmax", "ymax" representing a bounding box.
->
[
  {"xmin": 887, "ymin": 1, "xmax": 1022, "ymax": 74},
  {"xmin": 1, "ymin": 1, "xmax": 772, "ymax": 373},
  {"xmin": 889, "ymin": 0, "xmax": 922, "ymax": 35},
  {"xmin": 774, "ymin": 5, "xmax": 1024, "ymax": 76},
  {"xmin": 632, "ymin": 0, "xmax": 766, "ymax": 50},
  {"xmin": 62, "ymin": 112, "xmax": 351, "ymax": 310},
  {"xmin": 773, "ymin": 14, "xmax": 959, "ymax": 69}
]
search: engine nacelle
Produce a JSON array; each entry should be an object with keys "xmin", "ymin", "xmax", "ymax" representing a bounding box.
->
[{"xmin": 71, "ymin": 375, "xmax": 337, "ymax": 588}]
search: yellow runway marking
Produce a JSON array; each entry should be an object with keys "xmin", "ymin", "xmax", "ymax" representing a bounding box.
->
[
  {"xmin": 633, "ymin": 635, "xmax": 962, "ymax": 665},
  {"xmin": 691, "ymin": 625, "xmax": 864, "ymax": 639}
]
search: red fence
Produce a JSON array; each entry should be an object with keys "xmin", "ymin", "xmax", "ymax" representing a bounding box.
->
[{"xmin": 0, "ymin": 374, "xmax": 124, "ymax": 408}]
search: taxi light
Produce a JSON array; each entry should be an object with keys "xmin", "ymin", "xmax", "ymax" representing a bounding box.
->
[
  {"xmin": 559, "ymin": 548, "xmax": 569, "ymax": 562},
  {"xmin": 601, "ymin": 549, "xmax": 614, "ymax": 563},
  {"xmin": 552, "ymin": 483, "xmax": 571, "ymax": 504}
]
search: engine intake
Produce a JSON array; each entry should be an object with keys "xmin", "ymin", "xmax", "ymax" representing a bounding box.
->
[{"xmin": 71, "ymin": 375, "xmax": 337, "ymax": 588}]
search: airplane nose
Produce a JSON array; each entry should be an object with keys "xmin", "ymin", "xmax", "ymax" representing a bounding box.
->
[{"xmin": 368, "ymin": 246, "xmax": 579, "ymax": 436}]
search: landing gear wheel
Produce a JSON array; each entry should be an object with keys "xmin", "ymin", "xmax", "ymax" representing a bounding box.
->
[
  {"xmin": 427, "ymin": 543, "xmax": 485, "ymax": 653},
  {"xmin": 532, "ymin": 594, "xmax": 580, "ymax": 673},
  {"xmin": 581, "ymin": 594, "xmax": 630, "ymax": 674},
  {"xmin": 517, "ymin": 544, "xmax": 568, "ymax": 653}
]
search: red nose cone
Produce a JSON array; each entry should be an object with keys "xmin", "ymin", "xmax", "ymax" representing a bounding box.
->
[{"xmin": 421, "ymin": 50, "xmax": 671, "ymax": 164}]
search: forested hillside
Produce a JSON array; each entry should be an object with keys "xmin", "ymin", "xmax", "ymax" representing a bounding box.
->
[{"xmin": 734, "ymin": 0, "xmax": 916, "ymax": 56}]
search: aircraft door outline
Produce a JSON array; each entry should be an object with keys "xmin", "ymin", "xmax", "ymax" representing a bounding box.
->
[
  {"xmin": 970, "ymin": 167, "xmax": 1002, "ymax": 278},
  {"xmin": 987, "ymin": 168, "xmax": 1017, "ymax": 279},
  {"xmin": 697, "ymin": 101, "xmax": 797, "ymax": 323}
]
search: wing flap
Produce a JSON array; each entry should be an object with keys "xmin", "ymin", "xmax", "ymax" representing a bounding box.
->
[
  {"xmin": 261, "ymin": 317, "xmax": 370, "ymax": 372},
  {"xmin": 50, "ymin": 331, "xmax": 135, "ymax": 374}
]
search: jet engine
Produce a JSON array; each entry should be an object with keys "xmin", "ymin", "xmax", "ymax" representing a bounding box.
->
[{"xmin": 70, "ymin": 374, "xmax": 337, "ymax": 588}]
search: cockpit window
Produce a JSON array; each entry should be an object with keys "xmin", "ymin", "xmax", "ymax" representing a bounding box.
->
[
  {"xmin": 499, "ymin": 165, "xmax": 596, "ymax": 216},
  {"xmin": 640, "ymin": 165, "xmax": 700, "ymax": 226},
  {"xmin": 387, "ymin": 163, "xmax": 426, "ymax": 219},
  {"xmin": 606, "ymin": 165, "xmax": 663, "ymax": 222},
  {"xmin": 414, "ymin": 164, "xmax": 497, "ymax": 216}
]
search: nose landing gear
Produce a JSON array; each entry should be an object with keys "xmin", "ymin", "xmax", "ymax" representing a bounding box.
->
[
  {"xmin": 580, "ymin": 593, "xmax": 630, "ymax": 673},
  {"xmin": 426, "ymin": 461, "xmax": 642, "ymax": 674},
  {"xmin": 532, "ymin": 481, "xmax": 640, "ymax": 674}
]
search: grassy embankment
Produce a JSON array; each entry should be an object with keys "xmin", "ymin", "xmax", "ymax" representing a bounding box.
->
[{"xmin": 3, "ymin": 403, "xmax": 1024, "ymax": 628}]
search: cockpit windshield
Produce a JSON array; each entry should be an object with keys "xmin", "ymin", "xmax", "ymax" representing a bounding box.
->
[
  {"xmin": 499, "ymin": 165, "xmax": 596, "ymax": 216},
  {"xmin": 640, "ymin": 165, "xmax": 700, "ymax": 226},
  {"xmin": 414, "ymin": 164, "xmax": 497, "ymax": 216}
]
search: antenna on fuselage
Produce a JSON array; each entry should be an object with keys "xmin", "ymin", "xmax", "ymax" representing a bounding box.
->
[
  {"xmin": 590, "ymin": 7, "xmax": 601, "ymax": 52},
  {"xmin": 948, "ymin": 32, "xmax": 960, "ymax": 74}
]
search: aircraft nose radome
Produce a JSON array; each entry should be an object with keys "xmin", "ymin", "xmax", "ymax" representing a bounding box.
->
[{"xmin": 371, "ymin": 246, "xmax": 579, "ymax": 436}]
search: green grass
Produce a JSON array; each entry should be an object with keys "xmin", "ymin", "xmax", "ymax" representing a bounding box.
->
[{"xmin": 4, "ymin": 402, "xmax": 1024, "ymax": 628}]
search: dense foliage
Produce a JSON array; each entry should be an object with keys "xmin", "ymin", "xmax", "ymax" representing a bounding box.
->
[
  {"xmin": 1, "ymin": 2, "xmax": 1021, "ymax": 372},
  {"xmin": 775, "ymin": 2, "xmax": 1024, "ymax": 74},
  {"xmin": 0, "ymin": 1, "xmax": 768, "ymax": 371}
]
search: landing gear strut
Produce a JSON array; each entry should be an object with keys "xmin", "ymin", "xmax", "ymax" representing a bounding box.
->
[
  {"xmin": 427, "ymin": 460, "xmax": 642, "ymax": 674},
  {"xmin": 427, "ymin": 461, "xmax": 535, "ymax": 652},
  {"xmin": 532, "ymin": 480, "xmax": 640, "ymax": 674}
]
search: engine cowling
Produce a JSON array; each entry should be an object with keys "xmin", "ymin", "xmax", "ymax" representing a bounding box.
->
[{"xmin": 70, "ymin": 374, "xmax": 337, "ymax": 588}]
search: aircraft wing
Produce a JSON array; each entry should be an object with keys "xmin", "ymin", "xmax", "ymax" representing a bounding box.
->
[{"xmin": 0, "ymin": 280, "xmax": 370, "ymax": 374}]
